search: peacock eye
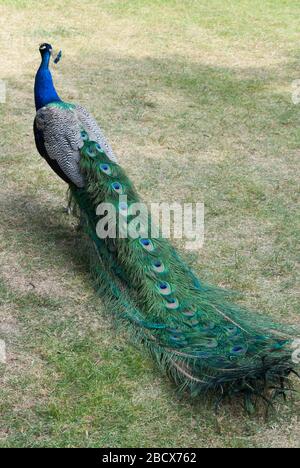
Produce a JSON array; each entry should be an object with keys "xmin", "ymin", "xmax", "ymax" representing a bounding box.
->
[
  {"xmin": 119, "ymin": 202, "xmax": 128, "ymax": 215},
  {"xmin": 157, "ymin": 282, "xmax": 172, "ymax": 296},
  {"xmin": 170, "ymin": 335, "xmax": 181, "ymax": 342},
  {"xmin": 139, "ymin": 238, "xmax": 155, "ymax": 252},
  {"xmin": 165, "ymin": 298, "xmax": 179, "ymax": 310},
  {"xmin": 226, "ymin": 325, "xmax": 238, "ymax": 336},
  {"xmin": 182, "ymin": 310, "xmax": 196, "ymax": 318},
  {"xmin": 231, "ymin": 345, "xmax": 247, "ymax": 355},
  {"xmin": 111, "ymin": 182, "xmax": 123, "ymax": 194},
  {"xmin": 99, "ymin": 163, "xmax": 112, "ymax": 175},
  {"xmin": 81, "ymin": 131, "xmax": 89, "ymax": 141},
  {"xmin": 87, "ymin": 149, "xmax": 96, "ymax": 158},
  {"xmin": 152, "ymin": 260, "xmax": 165, "ymax": 273},
  {"xmin": 95, "ymin": 143, "xmax": 105, "ymax": 155}
]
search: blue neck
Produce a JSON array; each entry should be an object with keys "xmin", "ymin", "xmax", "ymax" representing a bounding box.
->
[{"xmin": 34, "ymin": 52, "xmax": 62, "ymax": 111}]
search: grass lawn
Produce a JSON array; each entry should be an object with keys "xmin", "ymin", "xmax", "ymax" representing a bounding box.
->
[{"xmin": 0, "ymin": 0, "xmax": 299, "ymax": 448}]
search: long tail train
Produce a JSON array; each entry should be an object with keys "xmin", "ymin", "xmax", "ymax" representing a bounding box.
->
[{"xmin": 70, "ymin": 134, "xmax": 299, "ymax": 408}]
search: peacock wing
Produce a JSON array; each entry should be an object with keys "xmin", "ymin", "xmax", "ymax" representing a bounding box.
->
[
  {"xmin": 35, "ymin": 104, "xmax": 86, "ymax": 188},
  {"xmin": 74, "ymin": 104, "xmax": 118, "ymax": 163},
  {"xmin": 35, "ymin": 103, "xmax": 118, "ymax": 188}
]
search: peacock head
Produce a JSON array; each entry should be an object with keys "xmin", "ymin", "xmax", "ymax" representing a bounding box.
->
[
  {"xmin": 39, "ymin": 43, "xmax": 53, "ymax": 57},
  {"xmin": 38, "ymin": 43, "xmax": 62, "ymax": 65}
]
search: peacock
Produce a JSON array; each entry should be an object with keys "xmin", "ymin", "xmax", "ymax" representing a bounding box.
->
[{"xmin": 33, "ymin": 43, "xmax": 298, "ymax": 410}]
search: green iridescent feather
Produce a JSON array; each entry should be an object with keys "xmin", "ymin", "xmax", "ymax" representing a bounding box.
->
[{"xmin": 70, "ymin": 134, "xmax": 299, "ymax": 405}]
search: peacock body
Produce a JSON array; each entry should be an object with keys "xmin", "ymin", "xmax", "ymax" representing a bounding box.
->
[{"xmin": 34, "ymin": 44, "xmax": 298, "ymax": 408}]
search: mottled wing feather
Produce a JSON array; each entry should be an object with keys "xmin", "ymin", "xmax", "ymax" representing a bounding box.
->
[
  {"xmin": 75, "ymin": 105, "xmax": 117, "ymax": 163},
  {"xmin": 35, "ymin": 103, "xmax": 117, "ymax": 188},
  {"xmin": 35, "ymin": 106, "xmax": 85, "ymax": 187}
]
